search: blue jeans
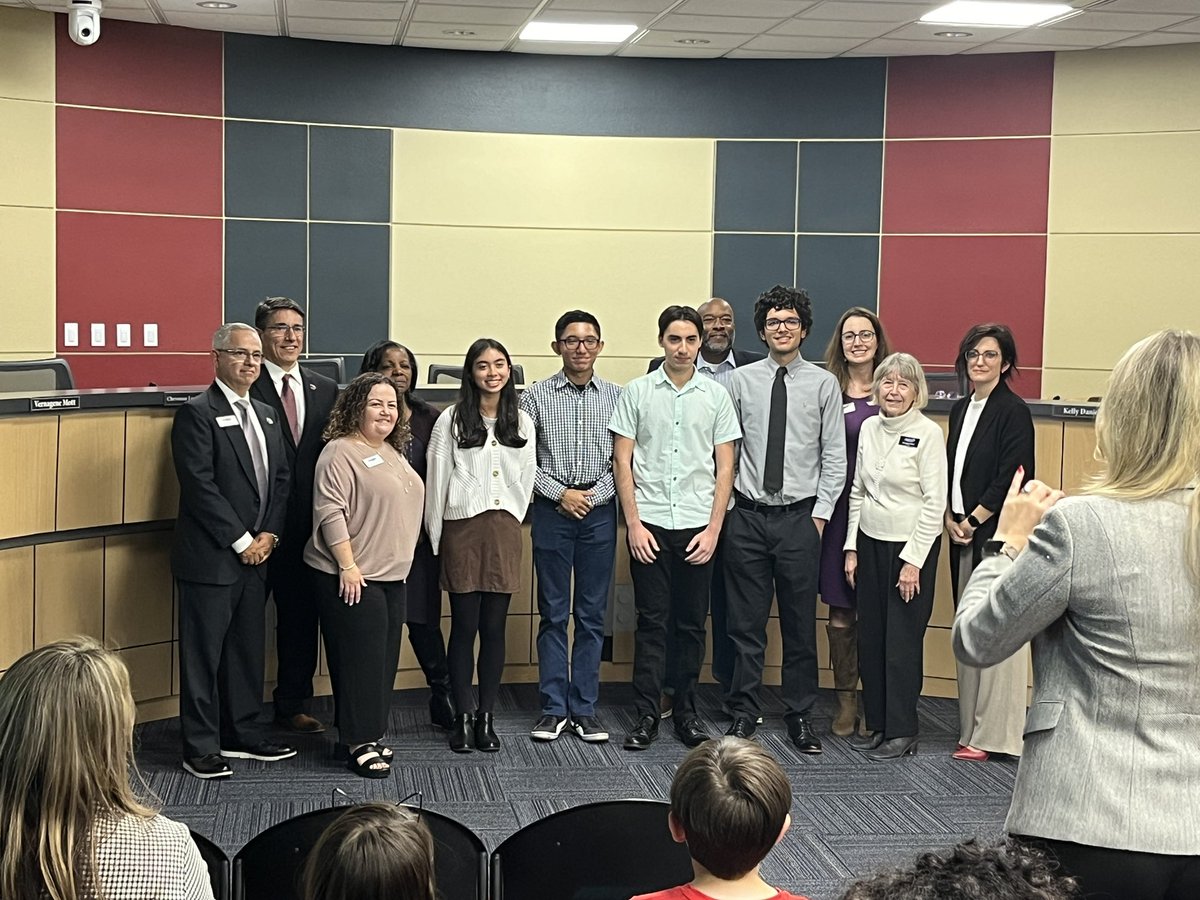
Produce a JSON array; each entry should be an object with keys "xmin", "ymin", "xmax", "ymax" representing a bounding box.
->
[{"xmin": 532, "ymin": 496, "xmax": 617, "ymax": 717}]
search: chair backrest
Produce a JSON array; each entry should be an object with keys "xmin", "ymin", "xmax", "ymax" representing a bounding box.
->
[
  {"xmin": 190, "ymin": 829, "xmax": 231, "ymax": 900},
  {"xmin": 0, "ymin": 358, "xmax": 76, "ymax": 392},
  {"xmin": 923, "ymin": 370, "xmax": 962, "ymax": 400},
  {"xmin": 232, "ymin": 805, "xmax": 487, "ymax": 900},
  {"xmin": 428, "ymin": 363, "xmax": 524, "ymax": 386},
  {"xmin": 490, "ymin": 799, "xmax": 692, "ymax": 900},
  {"xmin": 302, "ymin": 357, "xmax": 345, "ymax": 385}
]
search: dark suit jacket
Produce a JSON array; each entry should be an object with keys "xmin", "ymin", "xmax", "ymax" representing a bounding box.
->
[
  {"xmin": 249, "ymin": 365, "xmax": 338, "ymax": 552},
  {"xmin": 945, "ymin": 379, "xmax": 1035, "ymax": 594},
  {"xmin": 646, "ymin": 347, "xmax": 765, "ymax": 374},
  {"xmin": 171, "ymin": 383, "xmax": 291, "ymax": 586}
]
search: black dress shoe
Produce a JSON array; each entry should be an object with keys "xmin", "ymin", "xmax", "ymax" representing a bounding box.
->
[
  {"xmin": 182, "ymin": 754, "xmax": 232, "ymax": 779},
  {"xmin": 786, "ymin": 717, "xmax": 823, "ymax": 754},
  {"xmin": 429, "ymin": 684, "xmax": 456, "ymax": 730},
  {"xmin": 725, "ymin": 717, "xmax": 757, "ymax": 740},
  {"xmin": 848, "ymin": 730, "xmax": 885, "ymax": 752},
  {"xmin": 675, "ymin": 718, "xmax": 709, "ymax": 748},
  {"xmin": 220, "ymin": 741, "xmax": 296, "ymax": 762},
  {"xmin": 474, "ymin": 711, "xmax": 500, "ymax": 752},
  {"xmin": 449, "ymin": 713, "xmax": 474, "ymax": 753},
  {"xmin": 864, "ymin": 735, "xmax": 919, "ymax": 761},
  {"xmin": 274, "ymin": 713, "xmax": 326, "ymax": 734},
  {"xmin": 623, "ymin": 714, "xmax": 659, "ymax": 750}
]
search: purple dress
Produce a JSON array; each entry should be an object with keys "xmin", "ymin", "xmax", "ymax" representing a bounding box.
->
[{"xmin": 818, "ymin": 394, "xmax": 879, "ymax": 609}]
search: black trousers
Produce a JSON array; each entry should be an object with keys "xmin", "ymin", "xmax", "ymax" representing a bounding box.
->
[
  {"xmin": 178, "ymin": 569, "xmax": 268, "ymax": 758},
  {"xmin": 267, "ymin": 545, "xmax": 321, "ymax": 717},
  {"xmin": 313, "ymin": 570, "xmax": 406, "ymax": 746},
  {"xmin": 665, "ymin": 516, "xmax": 734, "ymax": 694},
  {"xmin": 629, "ymin": 522, "xmax": 712, "ymax": 722},
  {"xmin": 855, "ymin": 532, "xmax": 940, "ymax": 738},
  {"xmin": 1016, "ymin": 836, "xmax": 1200, "ymax": 900},
  {"xmin": 724, "ymin": 500, "xmax": 820, "ymax": 720}
]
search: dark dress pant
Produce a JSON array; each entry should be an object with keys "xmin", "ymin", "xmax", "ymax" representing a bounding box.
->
[
  {"xmin": 267, "ymin": 543, "xmax": 321, "ymax": 717},
  {"xmin": 1016, "ymin": 836, "xmax": 1200, "ymax": 900}
]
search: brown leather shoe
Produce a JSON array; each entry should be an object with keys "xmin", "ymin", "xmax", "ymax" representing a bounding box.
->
[{"xmin": 276, "ymin": 713, "xmax": 326, "ymax": 734}]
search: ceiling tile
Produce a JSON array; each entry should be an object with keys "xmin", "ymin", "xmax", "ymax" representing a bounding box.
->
[
  {"xmin": 740, "ymin": 32, "xmax": 863, "ymax": 51},
  {"xmin": 725, "ymin": 47, "xmax": 831, "ymax": 57},
  {"xmin": 287, "ymin": 15, "xmax": 399, "ymax": 34},
  {"xmin": 291, "ymin": 31, "xmax": 396, "ymax": 43},
  {"xmin": 845, "ymin": 37, "xmax": 966, "ymax": 55},
  {"xmin": 403, "ymin": 35, "xmax": 509, "ymax": 48},
  {"xmin": 656, "ymin": 13, "xmax": 782, "ymax": 33},
  {"xmin": 412, "ymin": 3, "xmax": 529, "ymax": 24},
  {"xmin": 165, "ymin": 11, "xmax": 279, "ymax": 31},
  {"xmin": 287, "ymin": 0, "xmax": 403, "ymax": 19},
  {"xmin": 677, "ymin": 0, "xmax": 816, "ymax": 16},
  {"xmin": 1101, "ymin": 0, "xmax": 1200, "ymax": 12},
  {"xmin": 636, "ymin": 28, "xmax": 752, "ymax": 48},
  {"xmin": 156, "ymin": 0, "xmax": 274, "ymax": 11},
  {"xmin": 511, "ymin": 38, "xmax": 618, "ymax": 53},
  {"xmin": 411, "ymin": 0, "xmax": 531, "ymax": 6},
  {"xmin": 1163, "ymin": 18, "xmax": 1200, "ymax": 34},
  {"xmin": 799, "ymin": 1, "xmax": 929, "ymax": 23},
  {"xmin": 1047, "ymin": 10, "xmax": 1196, "ymax": 31},
  {"xmin": 883, "ymin": 21, "xmax": 1024, "ymax": 41},
  {"xmin": 997, "ymin": 27, "xmax": 1138, "ymax": 46},
  {"xmin": 618, "ymin": 41, "xmax": 728, "ymax": 56},
  {"xmin": 768, "ymin": 17, "xmax": 894, "ymax": 38},
  {"xmin": 405, "ymin": 20, "xmax": 515, "ymax": 37},
  {"xmin": 547, "ymin": 0, "xmax": 671, "ymax": 10},
  {"xmin": 961, "ymin": 41, "xmax": 1062, "ymax": 53},
  {"xmin": 101, "ymin": 8, "xmax": 159, "ymax": 22},
  {"xmin": 529, "ymin": 8, "xmax": 656, "ymax": 25},
  {"xmin": 1103, "ymin": 30, "xmax": 1200, "ymax": 47}
]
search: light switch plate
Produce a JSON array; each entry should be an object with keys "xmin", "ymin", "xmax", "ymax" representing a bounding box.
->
[
  {"xmin": 143, "ymin": 323, "xmax": 159, "ymax": 348},
  {"xmin": 90, "ymin": 323, "xmax": 105, "ymax": 347},
  {"xmin": 64, "ymin": 322, "xmax": 79, "ymax": 347},
  {"xmin": 116, "ymin": 323, "xmax": 131, "ymax": 347}
]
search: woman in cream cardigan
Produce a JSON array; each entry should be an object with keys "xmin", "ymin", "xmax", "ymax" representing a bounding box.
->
[{"xmin": 843, "ymin": 352, "xmax": 947, "ymax": 761}]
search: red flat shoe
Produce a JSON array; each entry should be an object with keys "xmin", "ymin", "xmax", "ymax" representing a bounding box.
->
[{"xmin": 952, "ymin": 745, "xmax": 990, "ymax": 762}]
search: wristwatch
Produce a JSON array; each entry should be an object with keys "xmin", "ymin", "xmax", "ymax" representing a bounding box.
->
[
  {"xmin": 983, "ymin": 539, "xmax": 1019, "ymax": 561},
  {"xmin": 966, "ymin": 513, "xmax": 982, "ymax": 529}
]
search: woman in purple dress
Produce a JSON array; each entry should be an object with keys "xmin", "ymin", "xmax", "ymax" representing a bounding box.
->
[{"xmin": 820, "ymin": 308, "xmax": 890, "ymax": 736}]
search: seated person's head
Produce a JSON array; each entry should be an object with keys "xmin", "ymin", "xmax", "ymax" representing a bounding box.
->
[
  {"xmin": 302, "ymin": 802, "xmax": 435, "ymax": 900},
  {"xmin": 840, "ymin": 838, "xmax": 1078, "ymax": 900},
  {"xmin": 669, "ymin": 737, "xmax": 792, "ymax": 880}
]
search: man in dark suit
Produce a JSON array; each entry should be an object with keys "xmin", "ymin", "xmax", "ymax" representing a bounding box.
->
[
  {"xmin": 250, "ymin": 296, "xmax": 339, "ymax": 734},
  {"xmin": 173, "ymin": 323, "xmax": 296, "ymax": 779}
]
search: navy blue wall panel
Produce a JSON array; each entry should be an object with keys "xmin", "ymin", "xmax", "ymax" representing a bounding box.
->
[
  {"xmin": 225, "ymin": 38, "xmax": 885, "ymax": 139},
  {"xmin": 225, "ymin": 121, "xmax": 308, "ymax": 220},
  {"xmin": 714, "ymin": 141, "xmax": 797, "ymax": 233},
  {"xmin": 712, "ymin": 234, "xmax": 795, "ymax": 355},
  {"xmin": 307, "ymin": 223, "xmax": 390, "ymax": 355},
  {"xmin": 309, "ymin": 126, "xmax": 391, "ymax": 223},
  {"xmin": 797, "ymin": 141, "xmax": 883, "ymax": 233},
  {"xmin": 224, "ymin": 220, "xmax": 308, "ymax": 323},
  {"xmin": 795, "ymin": 235, "xmax": 879, "ymax": 358}
]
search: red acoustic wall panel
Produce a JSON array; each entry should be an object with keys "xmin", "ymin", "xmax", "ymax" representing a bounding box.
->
[
  {"xmin": 56, "ymin": 17, "xmax": 222, "ymax": 116},
  {"xmin": 882, "ymin": 138, "xmax": 1050, "ymax": 235},
  {"xmin": 57, "ymin": 212, "xmax": 222, "ymax": 355},
  {"xmin": 886, "ymin": 54, "xmax": 1054, "ymax": 138},
  {"xmin": 57, "ymin": 107, "xmax": 222, "ymax": 216},
  {"xmin": 878, "ymin": 235, "xmax": 1045, "ymax": 392},
  {"xmin": 64, "ymin": 354, "xmax": 215, "ymax": 390}
]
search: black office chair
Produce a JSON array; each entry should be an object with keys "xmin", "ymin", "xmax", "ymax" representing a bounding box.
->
[
  {"xmin": 0, "ymin": 357, "xmax": 76, "ymax": 391},
  {"xmin": 490, "ymin": 799, "xmax": 692, "ymax": 900},
  {"xmin": 428, "ymin": 363, "xmax": 524, "ymax": 385},
  {"xmin": 924, "ymin": 370, "xmax": 963, "ymax": 400},
  {"xmin": 301, "ymin": 356, "xmax": 345, "ymax": 385},
  {"xmin": 190, "ymin": 829, "xmax": 231, "ymax": 900},
  {"xmin": 232, "ymin": 804, "xmax": 487, "ymax": 900}
]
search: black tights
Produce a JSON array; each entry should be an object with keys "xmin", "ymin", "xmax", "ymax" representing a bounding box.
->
[{"xmin": 448, "ymin": 591, "xmax": 511, "ymax": 714}]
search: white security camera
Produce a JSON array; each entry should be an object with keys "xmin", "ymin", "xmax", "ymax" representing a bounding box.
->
[{"xmin": 68, "ymin": 0, "xmax": 103, "ymax": 46}]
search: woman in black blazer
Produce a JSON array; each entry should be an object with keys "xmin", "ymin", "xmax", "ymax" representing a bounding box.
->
[{"xmin": 944, "ymin": 323, "xmax": 1034, "ymax": 763}]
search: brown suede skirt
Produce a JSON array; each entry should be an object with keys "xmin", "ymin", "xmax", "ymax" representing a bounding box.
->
[{"xmin": 438, "ymin": 510, "xmax": 522, "ymax": 595}]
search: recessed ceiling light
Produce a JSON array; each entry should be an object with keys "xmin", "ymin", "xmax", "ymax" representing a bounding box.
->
[
  {"xmin": 921, "ymin": 1, "xmax": 1075, "ymax": 28},
  {"xmin": 519, "ymin": 21, "xmax": 638, "ymax": 43},
  {"xmin": 934, "ymin": 30, "xmax": 974, "ymax": 37},
  {"xmin": 674, "ymin": 38, "xmax": 711, "ymax": 45},
  {"xmin": 196, "ymin": 1, "xmax": 237, "ymax": 8},
  {"xmin": 442, "ymin": 29, "xmax": 476, "ymax": 36}
]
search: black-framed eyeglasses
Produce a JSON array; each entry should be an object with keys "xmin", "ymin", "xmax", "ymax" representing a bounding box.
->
[
  {"xmin": 965, "ymin": 349, "xmax": 1001, "ymax": 362},
  {"xmin": 764, "ymin": 317, "xmax": 802, "ymax": 331},
  {"xmin": 266, "ymin": 323, "xmax": 305, "ymax": 335},
  {"xmin": 559, "ymin": 336, "xmax": 600, "ymax": 349},
  {"xmin": 701, "ymin": 315, "xmax": 733, "ymax": 327},
  {"xmin": 216, "ymin": 348, "xmax": 263, "ymax": 363},
  {"xmin": 841, "ymin": 330, "xmax": 876, "ymax": 344}
]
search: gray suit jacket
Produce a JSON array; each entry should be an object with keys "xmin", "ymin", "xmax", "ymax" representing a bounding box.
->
[{"xmin": 953, "ymin": 491, "xmax": 1200, "ymax": 854}]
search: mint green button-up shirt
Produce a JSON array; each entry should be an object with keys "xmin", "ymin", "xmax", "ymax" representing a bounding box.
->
[{"xmin": 608, "ymin": 366, "xmax": 742, "ymax": 531}]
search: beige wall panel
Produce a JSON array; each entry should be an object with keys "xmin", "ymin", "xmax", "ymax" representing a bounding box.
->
[
  {"xmin": 1062, "ymin": 421, "xmax": 1102, "ymax": 494},
  {"xmin": 505, "ymin": 613, "xmax": 534, "ymax": 665},
  {"xmin": 924, "ymin": 626, "xmax": 956, "ymax": 680},
  {"xmin": 104, "ymin": 532, "xmax": 174, "ymax": 648},
  {"xmin": 922, "ymin": 676, "xmax": 958, "ymax": 700},
  {"xmin": 0, "ymin": 206, "xmax": 55, "ymax": 355},
  {"xmin": 392, "ymin": 129, "xmax": 713, "ymax": 231},
  {"xmin": 57, "ymin": 412, "xmax": 125, "ymax": 530},
  {"xmin": 1050, "ymin": 134, "xmax": 1200, "ymax": 234},
  {"xmin": 1034, "ymin": 419, "xmax": 1064, "ymax": 491},
  {"xmin": 611, "ymin": 629, "xmax": 634, "ymax": 665},
  {"xmin": 1044, "ymin": 236, "xmax": 1200, "ymax": 371},
  {"xmin": 1041, "ymin": 368, "xmax": 1110, "ymax": 403},
  {"xmin": 513, "ymin": 525, "xmax": 534, "ymax": 615},
  {"xmin": 0, "ymin": 417, "xmax": 57, "ymax": 539},
  {"xmin": 125, "ymin": 411, "xmax": 180, "ymax": 521},
  {"xmin": 765, "ymin": 618, "xmax": 782, "ymax": 667},
  {"xmin": 930, "ymin": 539, "xmax": 955, "ymax": 628},
  {"xmin": 0, "ymin": 99, "xmax": 53, "ymax": 207},
  {"xmin": 34, "ymin": 539, "xmax": 104, "ymax": 645},
  {"xmin": 1053, "ymin": 43, "xmax": 1200, "ymax": 136},
  {"xmin": 118, "ymin": 643, "xmax": 173, "ymax": 703},
  {"xmin": 391, "ymin": 225, "xmax": 711, "ymax": 359},
  {"xmin": 0, "ymin": 8, "xmax": 54, "ymax": 102},
  {"xmin": 0, "ymin": 547, "xmax": 34, "ymax": 670}
]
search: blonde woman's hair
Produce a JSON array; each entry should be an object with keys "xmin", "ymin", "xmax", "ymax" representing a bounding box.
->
[
  {"xmin": 0, "ymin": 638, "xmax": 155, "ymax": 900},
  {"xmin": 1086, "ymin": 330, "xmax": 1200, "ymax": 580},
  {"xmin": 871, "ymin": 352, "xmax": 929, "ymax": 411}
]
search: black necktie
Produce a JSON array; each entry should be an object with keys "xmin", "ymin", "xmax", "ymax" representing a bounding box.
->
[{"xmin": 764, "ymin": 366, "xmax": 787, "ymax": 494}]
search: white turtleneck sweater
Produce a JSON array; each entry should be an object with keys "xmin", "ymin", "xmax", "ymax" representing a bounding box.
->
[{"xmin": 844, "ymin": 404, "xmax": 947, "ymax": 568}]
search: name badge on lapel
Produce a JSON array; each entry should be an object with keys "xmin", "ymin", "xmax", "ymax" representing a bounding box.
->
[
  {"xmin": 265, "ymin": 417, "xmax": 274, "ymax": 425},
  {"xmin": 362, "ymin": 454, "xmax": 384, "ymax": 468},
  {"xmin": 899, "ymin": 436, "xmax": 920, "ymax": 448},
  {"xmin": 216, "ymin": 415, "xmax": 238, "ymax": 428},
  {"xmin": 842, "ymin": 402, "xmax": 856, "ymax": 414}
]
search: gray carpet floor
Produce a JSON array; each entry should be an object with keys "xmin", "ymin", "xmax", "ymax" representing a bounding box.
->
[{"xmin": 135, "ymin": 684, "xmax": 1017, "ymax": 900}]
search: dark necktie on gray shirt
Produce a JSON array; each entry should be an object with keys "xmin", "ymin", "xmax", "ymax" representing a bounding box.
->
[{"xmin": 763, "ymin": 366, "xmax": 787, "ymax": 494}]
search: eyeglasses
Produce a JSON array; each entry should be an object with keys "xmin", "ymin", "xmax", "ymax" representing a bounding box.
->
[
  {"xmin": 701, "ymin": 315, "xmax": 734, "ymax": 327},
  {"xmin": 559, "ymin": 336, "xmax": 600, "ymax": 350},
  {"xmin": 216, "ymin": 349, "xmax": 263, "ymax": 363},
  {"xmin": 842, "ymin": 330, "xmax": 876, "ymax": 344},
  {"xmin": 265, "ymin": 323, "xmax": 305, "ymax": 335},
  {"xmin": 965, "ymin": 349, "xmax": 1001, "ymax": 362},
  {"xmin": 764, "ymin": 317, "xmax": 802, "ymax": 331}
]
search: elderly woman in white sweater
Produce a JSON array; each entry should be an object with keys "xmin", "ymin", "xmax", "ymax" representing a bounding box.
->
[{"xmin": 843, "ymin": 352, "xmax": 947, "ymax": 761}]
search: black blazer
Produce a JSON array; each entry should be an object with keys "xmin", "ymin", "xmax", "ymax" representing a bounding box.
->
[
  {"xmin": 249, "ymin": 365, "xmax": 338, "ymax": 550},
  {"xmin": 945, "ymin": 379, "xmax": 1035, "ymax": 594},
  {"xmin": 171, "ymin": 383, "xmax": 292, "ymax": 586},
  {"xmin": 646, "ymin": 347, "xmax": 765, "ymax": 374}
]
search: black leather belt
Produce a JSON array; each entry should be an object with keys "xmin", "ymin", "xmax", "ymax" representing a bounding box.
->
[{"xmin": 733, "ymin": 492, "xmax": 815, "ymax": 515}]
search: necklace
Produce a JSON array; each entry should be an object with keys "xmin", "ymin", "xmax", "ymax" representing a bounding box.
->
[{"xmin": 352, "ymin": 434, "xmax": 414, "ymax": 492}]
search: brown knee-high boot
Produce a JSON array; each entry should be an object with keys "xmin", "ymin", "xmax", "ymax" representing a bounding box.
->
[{"xmin": 827, "ymin": 622, "xmax": 860, "ymax": 737}]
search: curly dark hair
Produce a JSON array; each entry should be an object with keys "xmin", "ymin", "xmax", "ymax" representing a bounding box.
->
[
  {"xmin": 840, "ymin": 839, "xmax": 1079, "ymax": 900},
  {"xmin": 322, "ymin": 372, "xmax": 411, "ymax": 452},
  {"xmin": 753, "ymin": 285, "xmax": 813, "ymax": 342}
]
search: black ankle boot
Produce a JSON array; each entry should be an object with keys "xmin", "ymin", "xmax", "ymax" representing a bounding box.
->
[
  {"xmin": 429, "ymin": 683, "xmax": 456, "ymax": 731},
  {"xmin": 474, "ymin": 711, "xmax": 500, "ymax": 752},
  {"xmin": 449, "ymin": 713, "xmax": 474, "ymax": 753}
]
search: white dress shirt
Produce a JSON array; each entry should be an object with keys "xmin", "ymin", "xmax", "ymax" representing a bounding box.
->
[
  {"xmin": 262, "ymin": 357, "xmax": 307, "ymax": 434},
  {"xmin": 215, "ymin": 377, "xmax": 268, "ymax": 554}
]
